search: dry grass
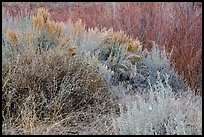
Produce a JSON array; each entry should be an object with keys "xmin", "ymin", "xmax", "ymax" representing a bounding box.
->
[
  {"xmin": 7, "ymin": 29, "xmax": 18, "ymax": 45},
  {"xmin": 32, "ymin": 8, "xmax": 63, "ymax": 42},
  {"xmin": 104, "ymin": 28, "xmax": 142, "ymax": 54},
  {"xmin": 2, "ymin": 47, "xmax": 113, "ymax": 134}
]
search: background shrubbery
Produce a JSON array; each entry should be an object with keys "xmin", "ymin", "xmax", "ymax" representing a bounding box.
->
[
  {"xmin": 2, "ymin": 4, "xmax": 202, "ymax": 135},
  {"xmin": 2, "ymin": 2, "xmax": 202, "ymax": 94}
]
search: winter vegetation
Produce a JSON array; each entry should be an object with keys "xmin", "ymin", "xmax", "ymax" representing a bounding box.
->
[{"xmin": 2, "ymin": 2, "xmax": 202, "ymax": 135}]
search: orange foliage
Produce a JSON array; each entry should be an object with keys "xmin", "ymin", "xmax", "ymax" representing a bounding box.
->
[
  {"xmin": 32, "ymin": 8, "xmax": 63, "ymax": 40},
  {"xmin": 7, "ymin": 29, "xmax": 17, "ymax": 45}
]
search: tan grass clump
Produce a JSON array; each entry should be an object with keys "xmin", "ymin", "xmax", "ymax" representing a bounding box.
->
[
  {"xmin": 7, "ymin": 29, "xmax": 17, "ymax": 45},
  {"xmin": 102, "ymin": 28, "xmax": 143, "ymax": 62},
  {"xmin": 105, "ymin": 28, "xmax": 142, "ymax": 54},
  {"xmin": 73, "ymin": 19, "xmax": 86, "ymax": 37},
  {"xmin": 32, "ymin": 8, "xmax": 63, "ymax": 40}
]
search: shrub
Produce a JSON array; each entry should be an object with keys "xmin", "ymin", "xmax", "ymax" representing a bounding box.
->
[
  {"xmin": 138, "ymin": 42, "xmax": 189, "ymax": 94},
  {"xmin": 109, "ymin": 42, "xmax": 189, "ymax": 96},
  {"xmin": 113, "ymin": 72, "xmax": 202, "ymax": 135},
  {"xmin": 2, "ymin": 8, "xmax": 113, "ymax": 134}
]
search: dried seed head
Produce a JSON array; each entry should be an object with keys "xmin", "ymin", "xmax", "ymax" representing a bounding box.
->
[
  {"xmin": 32, "ymin": 7, "xmax": 64, "ymax": 42},
  {"xmin": 128, "ymin": 40, "xmax": 142, "ymax": 53},
  {"xmin": 72, "ymin": 19, "xmax": 85, "ymax": 37},
  {"xmin": 105, "ymin": 29, "xmax": 142, "ymax": 53},
  {"xmin": 7, "ymin": 29, "xmax": 17, "ymax": 45},
  {"xmin": 37, "ymin": 8, "xmax": 50, "ymax": 23}
]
